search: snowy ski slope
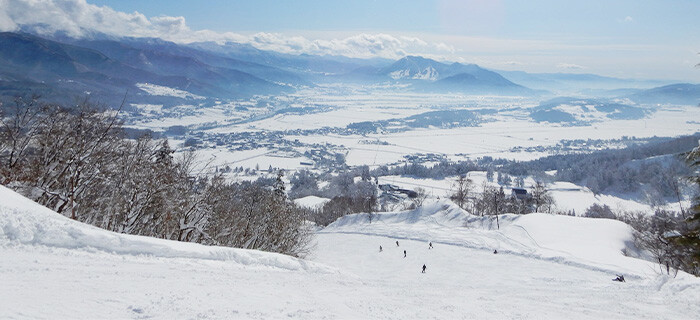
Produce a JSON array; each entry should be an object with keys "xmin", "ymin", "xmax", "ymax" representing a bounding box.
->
[{"xmin": 1, "ymin": 185, "xmax": 699, "ymax": 319}]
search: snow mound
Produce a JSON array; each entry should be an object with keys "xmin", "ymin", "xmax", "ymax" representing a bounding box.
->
[
  {"xmin": 293, "ymin": 195, "xmax": 330, "ymax": 209},
  {"xmin": 0, "ymin": 185, "xmax": 333, "ymax": 273},
  {"xmin": 488, "ymin": 213, "xmax": 645, "ymax": 276}
]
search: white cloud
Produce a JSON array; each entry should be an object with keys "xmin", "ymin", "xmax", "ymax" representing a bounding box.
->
[
  {"xmin": 434, "ymin": 42, "xmax": 456, "ymax": 54},
  {"xmin": 556, "ymin": 63, "xmax": 586, "ymax": 70},
  {"xmin": 624, "ymin": 16, "xmax": 633, "ymax": 22},
  {"xmin": 501, "ymin": 61, "xmax": 524, "ymax": 66},
  {"xmin": 151, "ymin": 16, "xmax": 189, "ymax": 35},
  {"xmin": 0, "ymin": 1, "xmax": 17, "ymax": 31},
  {"xmin": 0, "ymin": 0, "xmax": 455, "ymax": 60},
  {"xmin": 0, "ymin": 0, "xmax": 158, "ymax": 38}
]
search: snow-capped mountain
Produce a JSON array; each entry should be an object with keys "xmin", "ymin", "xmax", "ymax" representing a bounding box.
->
[
  {"xmin": 379, "ymin": 55, "xmax": 465, "ymax": 81},
  {"xmin": 375, "ymin": 56, "xmax": 535, "ymax": 94},
  {"xmin": 1, "ymin": 31, "xmax": 697, "ymax": 105}
]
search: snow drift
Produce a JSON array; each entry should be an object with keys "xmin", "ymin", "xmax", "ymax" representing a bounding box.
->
[{"xmin": 0, "ymin": 185, "xmax": 332, "ymax": 273}]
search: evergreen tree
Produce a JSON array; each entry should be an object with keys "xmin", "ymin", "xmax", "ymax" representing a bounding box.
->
[
  {"xmin": 360, "ymin": 165, "xmax": 371, "ymax": 181},
  {"xmin": 289, "ymin": 169, "xmax": 319, "ymax": 199},
  {"xmin": 497, "ymin": 172, "xmax": 512, "ymax": 186},
  {"xmin": 155, "ymin": 139, "xmax": 174, "ymax": 167},
  {"xmin": 674, "ymin": 142, "xmax": 700, "ymax": 275},
  {"xmin": 515, "ymin": 176, "xmax": 525, "ymax": 188},
  {"xmin": 274, "ymin": 169, "xmax": 286, "ymax": 199}
]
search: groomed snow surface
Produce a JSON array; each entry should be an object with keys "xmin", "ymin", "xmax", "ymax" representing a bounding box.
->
[{"xmin": 1, "ymin": 185, "xmax": 699, "ymax": 319}]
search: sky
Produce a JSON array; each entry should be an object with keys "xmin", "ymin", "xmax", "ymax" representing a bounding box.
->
[{"xmin": 0, "ymin": 0, "xmax": 698, "ymax": 81}]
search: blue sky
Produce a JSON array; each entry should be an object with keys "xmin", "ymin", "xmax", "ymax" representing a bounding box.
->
[
  {"xmin": 87, "ymin": 0, "xmax": 695, "ymax": 39},
  {"xmin": 2, "ymin": 0, "xmax": 698, "ymax": 81}
]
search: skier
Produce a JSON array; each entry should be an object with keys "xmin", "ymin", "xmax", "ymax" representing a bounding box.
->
[
  {"xmin": 379, "ymin": 245, "xmax": 383, "ymax": 252},
  {"xmin": 429, "ymin": 242, "xmax": 433, "ymax": 249},
  {"xmin": 613, "ymin": 274, "xmax": 626, "ymax": 282},
  {"xmin": 422, "ymin": 264, "xmax": 427, "ymax": 273},
  {"xmin": 403, "ymin": 250, "xmax": 407, "ymax": 258},
  {"xmin": 396, "ymin": 240, "xmax": 399, "ymax": 247},
  {"xmin": 493, "ymin": 249, "xmax": 498, "ymax": 254}
]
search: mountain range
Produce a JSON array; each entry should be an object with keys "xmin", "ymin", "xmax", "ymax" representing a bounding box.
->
[
  {"xmin": 0, "ymin": 32, "xmax": 297, "ymax": 107},
  {"xmin": 0, "ymin": 31, "xmax": 697, "ymax": 108}
]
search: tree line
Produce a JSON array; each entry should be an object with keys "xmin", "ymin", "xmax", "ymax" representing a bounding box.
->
[
  {"xmin": 501, "ymin": 135, "xmax": 698, "ymax": 197},
  {"xmin": 289, "ymin": 167, "xmax": 377, "ymax": 226},
  {"xmin": 356, "ymin": 135, "xmax": 697, "ymax": 206}
]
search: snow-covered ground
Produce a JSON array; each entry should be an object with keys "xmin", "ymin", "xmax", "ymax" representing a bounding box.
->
[{"xmin": 2, "ymin": 184, "xmax": 699, "ymax": 319}]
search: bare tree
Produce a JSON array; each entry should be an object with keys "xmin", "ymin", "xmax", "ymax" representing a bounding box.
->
[
  {"xmin": 0, "ymin": 96, "xmax": 48, "ymax": 183},
  {"xmin": 0, "ymin": 98, "xmax": 313, "ymax": 257},
  {"xmin": 412, "ymin": 187, "xmax": 429, "ymax": 208},
  {"xmin": 531, "ymin": 181, "xmax": 554, "ymax": 213},
  {"xmin": 450, "ymin": 175, "xmax": 473, "ymax": 211}
]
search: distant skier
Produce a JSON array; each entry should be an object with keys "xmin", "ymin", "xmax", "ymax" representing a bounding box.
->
[
  {"xmin": 429, "ymin": 242, "xmax": 433, "ymax": 249},
  {"xmin": 404, "ymin": 250, "xmax": 407, "ymax": 258},
  {"xmin": 493, "ymin": 249, "xmax": 498, "ymax": 254},
  {"xmin": 379, "ymin": 245, "xmax": 383, "ymax": 252},
  {"xmin": 613, "ymin": 274, "xmax": 626, "ymax": 282},
  {"xmin": 422, "ymin": 264, "xmax": 427, "ymax": 273},
  {"xmin": 396, "ymin": 240, "xmax": 399, "ymax": 247}
]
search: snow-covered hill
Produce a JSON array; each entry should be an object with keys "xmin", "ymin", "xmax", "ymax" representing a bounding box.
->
[
  {"xmin": 1, "ymin": 185, "xmax": 699, "ymax": 319},
  {"xmin": 293, "ymin": 195, "xmax": 331, "ymax": 209},
  {"xmin": 326, "ymin": 201, "xmax": 650, "ymax": 277}
]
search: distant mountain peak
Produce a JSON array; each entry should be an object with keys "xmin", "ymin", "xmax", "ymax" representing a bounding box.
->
[
  {"xmin": 374, "ymin": 55, "xmax": 532, "ymax": 94},
  {"xmin": 382, "ymin": 56, "xmax": 447, "ymax": 81}
]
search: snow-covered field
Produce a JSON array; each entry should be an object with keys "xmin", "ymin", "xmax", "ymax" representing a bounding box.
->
[
  {"xmin": 124, "ymin": 86, "xmax": 700, "ymax": 171},
  {"xmin": 295, "ymin": 105, "xmax": 700, "ymax": 165},
  {"xmin": 376, "ymin": 173, "xmax": 659, "ymax": 215},
  {"xmin": 136, "ymin": 83, "xmax": 205, "ymax": 100},
  {"xmin": 2, "ymin": 184, "xmax": 699, "ymax": 319},
  {"xmin": 194, "ymin": 147, "xmax": 311, "ymax": 171}
]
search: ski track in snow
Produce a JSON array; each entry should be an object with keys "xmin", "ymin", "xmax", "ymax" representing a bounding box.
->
[{"xmin": 1, "ymin": 186, "xmax": 700, "ymax": 319}]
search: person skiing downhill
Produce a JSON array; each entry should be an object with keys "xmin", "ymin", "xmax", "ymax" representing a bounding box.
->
[
  {"xmin": 379, "ymin": 245, "xmax": 382, "ymax": 252},
  {"xmin": 429, "ymin": 242, "xmax": 433, "ymax": 249},
  {"xmin": 396, "ymin": 240, "xmax": 399, "ymax": 247},
  {"xmin": 422, "ymin": 264, "xmax": 426, "ymax": 273},
  {"xmin": 403, "ymin": 250, "xmax": 407, "ymax": 258}
]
